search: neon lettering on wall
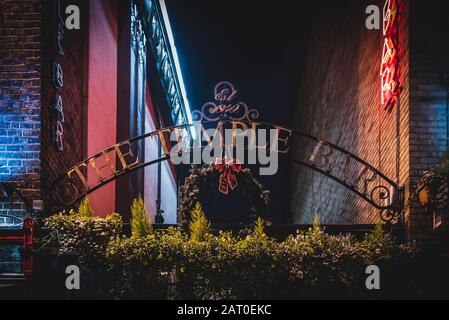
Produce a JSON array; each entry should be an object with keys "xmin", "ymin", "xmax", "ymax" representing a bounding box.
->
[{"xmin": 380, "ymin": 0, "xmax": 401, "ymax": 110}]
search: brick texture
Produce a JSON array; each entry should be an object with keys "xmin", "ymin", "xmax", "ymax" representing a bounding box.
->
[
  {"xmin": 290, "ymin": 0, "xmax": 449, "ymax": 245},
  {"xmin": 290, "ymin": 0, "xmax": 410, "ymax": 225},
  {"xmin": 0, "ymin": 0, "xmax": 42, "ymax": 216},
  {"xmin": 407, "ymin": 0, "xmax": 449, "ymax": 244},
  {"xmin": 40, "ymin": 0, "xmax": 86, "ymax": 208}
]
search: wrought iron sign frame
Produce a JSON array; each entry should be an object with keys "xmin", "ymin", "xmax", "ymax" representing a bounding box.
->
[
  {"xmin": 49, "ymin": 82, "xmax": 404, "ymax": 223},
  {"xmin": 49, "ymin": 132, "xmax": 404, "ymax": 223}
]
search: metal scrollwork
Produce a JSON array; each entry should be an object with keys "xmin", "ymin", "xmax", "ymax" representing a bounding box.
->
[
  {"xmin": 49, "ymin": 115, "xmax": 404, "ymax": 224},
  {"xmin": 380, "ymin": 209, "xmax": 402, "ymax": 223},
  {"xmin": 370, "ymin": 185, "xmax": 391, "ymax": 208},
  {"xmin": 192, "ymin": 81, "xmax": 260, "ymax": 122},
  {"xmin": 131, "ymin": 3, "xmax": 147, "ymax": 64}
]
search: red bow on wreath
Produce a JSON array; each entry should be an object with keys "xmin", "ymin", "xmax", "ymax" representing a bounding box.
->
[{"xmin": 214, "ymin": 158, "xmax": 242, "ymax": 195}]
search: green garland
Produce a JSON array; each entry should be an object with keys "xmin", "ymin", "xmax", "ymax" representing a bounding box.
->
[{"xmin": 178, "ymin": 164, "xmax": 270, "ymax": 229}]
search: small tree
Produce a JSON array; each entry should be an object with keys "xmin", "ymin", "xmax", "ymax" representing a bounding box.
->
[
  {"xmin": 131, "ymin": 195, "xmax": 153, "ymax": 238},
  {"xmin": 253, "ymin": 217, "xmax": 266, "ymax": 238},
  {"xmin": 78, "ymin": 197, "xmax": 93, "ymax": 217},
  {"xmin": 189, "ymin": 202, "xmax": 211, "ymax": 242}
]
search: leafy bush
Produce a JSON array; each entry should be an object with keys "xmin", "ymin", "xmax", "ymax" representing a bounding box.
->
[
  {"xmin": 281, "ymin": 220, "xmax": 366, "ymax": 298},
  {"xmin": 105, "ymin": 217, "xmax": 418, "ymax": 299},
  {"xmin": 417, "ymin": 156, "xmax": 449, "ymax": 208},
  {"xmin": 106, "ymin": 227, "xmax": 186, "ymax": 299},
  {"xmin": 41, "ymin": 210, "xmax": 122, "ymax": 266},
  {"xmin": 131, "ymin": 195, "xmax": 153, "ymax": 238},
  {"xmin": 41, "ymin": 207, "xmax": 419, "ymax": 299}
]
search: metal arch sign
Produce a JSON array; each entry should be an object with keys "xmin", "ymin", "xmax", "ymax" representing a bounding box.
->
[{"xmin": 49, "ymin": 82, "xmax": 404, "ymax": 223}]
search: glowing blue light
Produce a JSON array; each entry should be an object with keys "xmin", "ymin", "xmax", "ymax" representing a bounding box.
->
[{"xmin": 159, "ymin": 0, "xmax": 195, "ymax": 138}]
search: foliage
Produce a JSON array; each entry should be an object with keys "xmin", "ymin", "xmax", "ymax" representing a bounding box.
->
[
  {"xmin": 106, "ymin": 227, "xmax": 186, "ymax": 299},
  {"xmin": 78, "ymin": 196, "xmax": 93, "ymax": 218},
  {"xmin": 131, "ymin": 195, "xmax": 153, "ymax": 239},
  {"xmin": 178, "ymin": 164, "xmax": 269, "ymax": 229},
  {"xmin": 105, "ymin": 219, "xmax": 419, "ymax": 299},
  {"xmin": 40, "ymin": 206, "xmax": 419, "ymax": 299},
  {"xmin": 417, "ymin": 156, "xmax": 449, "ymax": 208},
  {"xmin": 280, "ymin": 219, "xmax": 363, "ymax": 297},
  {"xmin": 40, "ymin": 210, "xmax": 122, "ymax": 267},
  {"xmin": 189, "ymin": 202, "xmax": 211, "ymax": 242}
]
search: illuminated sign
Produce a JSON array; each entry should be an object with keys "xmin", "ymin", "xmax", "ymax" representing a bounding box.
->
[{"xmin": 380, "ymin": 0, "xmax": 401, "ymax": 110}]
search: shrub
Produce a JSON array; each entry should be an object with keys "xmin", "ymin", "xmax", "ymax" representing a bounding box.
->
[
  {"xmin": 189, "ymin": 202, "xmax": 211, "ymax": 242},
  {"xmin": 131, "ymin": 195, "xmax": 153, "ymax": 239},
  {"xmin": 252, "ymin": 217, "xmax": 266, "ymax": 239},
  {"xmin": 41, "ymin": 210, "xmax": 122, "ymax": 267},
  {"xmin": 417, "ymin": 156, "xmax": 449, "ymax": 208},
  {"xmin": 105, "ymin": 222, "xmax": 419, "ymax": 299},
  {"xmin": 42, "ymin": 208, "xmax": 419, "ymax": 299},
  {"xmin": 106, "ymin": 227, "xmax": 186, "ymax": 299},
  {"xmin": 78, "ymin": 196, "xmax": 93, "ymax": 217}
]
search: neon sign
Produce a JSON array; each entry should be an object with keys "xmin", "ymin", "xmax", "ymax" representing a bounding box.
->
[{"xmin": 380, "ymin": 0, "xmax": 401, "ymax": 110}]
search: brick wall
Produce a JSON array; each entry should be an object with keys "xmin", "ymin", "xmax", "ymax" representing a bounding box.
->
[
  {"xmin": 41, "ymin": 0, "xmax": 87, "ymax": 209},
  {"xmin": 290, "ymin": 0, "xmax": 410, "ymax": 225},
  {"xmin": 407, "ymin": 0, "xmax": 449, "ymax": 244},
  {"xmin": 0, "ymin": 0, "xmax": 42, "ymax": 216}
]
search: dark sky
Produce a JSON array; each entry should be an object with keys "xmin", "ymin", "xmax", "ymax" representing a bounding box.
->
[
  {"xmin": 164, "ymin": 1, "xmax": 313, "ymax": 223},
  {"xmin": 165, "ymin": 0, "xmax": 310, "ymax": 125}
]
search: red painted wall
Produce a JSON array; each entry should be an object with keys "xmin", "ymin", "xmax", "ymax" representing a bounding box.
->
[{"xmin": 87, "ymin": 0, "xmax": 118, "ymax": 217}]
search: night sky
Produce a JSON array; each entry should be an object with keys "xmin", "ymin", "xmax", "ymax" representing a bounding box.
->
[
  {"xmin": 165, "ymin": 1, "xmax": 315, "ymax": 223},
  {"xmin": 165, "ymin": 0, "xmax": 310, "ymax": 124}
]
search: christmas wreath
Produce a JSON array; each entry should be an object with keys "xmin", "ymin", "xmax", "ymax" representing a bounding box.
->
[{"xmin": 178, "ymin": 160, "xmax": 270, "ymax": 229}]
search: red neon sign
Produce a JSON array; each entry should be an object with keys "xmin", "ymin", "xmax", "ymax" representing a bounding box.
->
[{"xmin": 380, "ymin": 0, "xmax": 401, "ymax": 110}]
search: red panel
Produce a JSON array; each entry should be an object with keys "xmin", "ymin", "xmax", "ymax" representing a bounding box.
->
[{"xmin": 87, "ymin": 0, "xmax": 118, "ymax": 217}]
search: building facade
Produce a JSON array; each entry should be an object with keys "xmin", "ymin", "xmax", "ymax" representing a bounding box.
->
[
  {"xmin": 1, "ymin": 0, "xmax": 448, "ymax": 248},
  {"xmin": 0, "ymin": 0, "xmax": 191, "ymax": 224},
  {"xmin": 290, "ymin": 0, "xmax": 449, "ymax": 245}
]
